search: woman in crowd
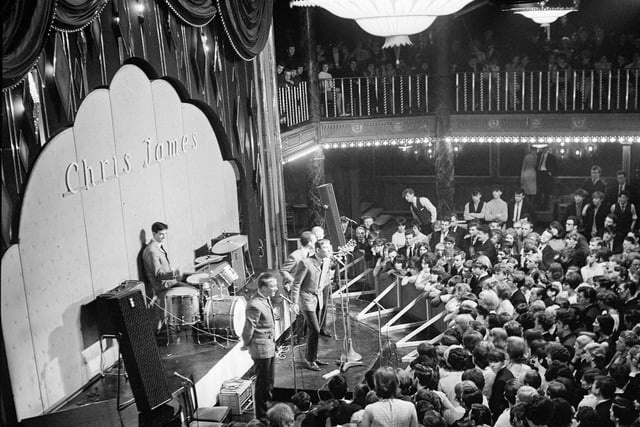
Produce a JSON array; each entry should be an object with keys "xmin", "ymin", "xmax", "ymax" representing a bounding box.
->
[{"xmin": 360, "ymin": 366, "xmax": 418, "ymax": 427}]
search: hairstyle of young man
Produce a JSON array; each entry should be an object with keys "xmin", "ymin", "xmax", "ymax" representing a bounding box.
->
[
  {"xmin": 151, "ymin": 221, "xmax": 168, "ymax": 233},
  {"xmin": 563, "ymin": 270, "xmax": 583, "ymax": 290},
  {"xmin": 503, "ymin": 320, "xmax": 523, "ymax": 337},
  {"xmin": 291, "ymin": 391, "xmax": 312, "ymax": 411},
  {"xmin": 524, "ymin": 396, "xmax": 554, "ymax": 427},
  {"xmin": 593, "ymin": 375, "xmax": 616, "ymax": 399},
  {"xmin": 257, "ymin": 272, "xmax": 277, "ymax": 289},
  {"xmin": 517, "ymin": 385, "xmax": 540, "ymax": 404},
  {"xmin": 595, "ymin": 314, "xmax": 615, "ymax": 335},
  {"xmin": 504, "ymin": 378, "xmax": 523, "ymax": 405},
  {"xmin": 549, "ymin": 398, "xmax": 573, "ymax": 427},
  {"xmin": 611, "ymin": 397, "xmax": 637, "ymax": 426},
  {"xmin": 462, "ymin": 331, "xmax": 484, "ymax": 352},
  {"xmin": 328, "ymin": 374, "xmax": 348, "ymax": 399},
  {"xmin": 575, "ymin": 407, "xmax": 599, "ymax": 427},
  {"xmin": 472, "ymin": 341, "xmax": 494, "ymax": 369},
  {"xmin": 546, "ymin": 342, "xmax": 571, "ymax": 363},
  {"xmin": 546, "ymin": 381, "xmax": 568, "ymax": 400},
  {"xmin": 422, "ymin": 410, "xmax": 446, "ymax": 427},
  {"xmin": 402, "ymin": 188, "xmax": 416, "ymax": 198},
  {"xmin": 299, "ymin": 231, "xmax": 316, "ymax": 247},
  {"xmin": 469, "ymin": 404, "xmax": 493, "ymax": 426},
  {"xmin": 462, "ymin": 368, "xmax": 485, "ymax": 391},
  {"xmin": 505, "ymin": 337, "xmax": 527, "ymax": 363}
]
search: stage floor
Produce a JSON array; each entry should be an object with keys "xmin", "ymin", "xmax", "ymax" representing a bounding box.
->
[{"xmin": 54, "ymin": 292, "xmax": 437, "ymax": 424}]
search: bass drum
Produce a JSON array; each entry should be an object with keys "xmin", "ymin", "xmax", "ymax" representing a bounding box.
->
[{"xmin": 203, "ymin": 297, "xmax": 246, "ymax": 337}]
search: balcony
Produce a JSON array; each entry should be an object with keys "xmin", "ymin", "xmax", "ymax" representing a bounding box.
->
[{"xmin": 279, "ymin": 69, "xmax": 640, "ymax": 160}]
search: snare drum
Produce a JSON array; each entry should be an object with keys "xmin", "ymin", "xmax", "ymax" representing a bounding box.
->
[
  {"xmin": 203, "ymin": 297, "xmax": 246, "ymax": 336},
  {"xmin": 165, "ymin": 286, "xmax": 200, "ymax": 325}
]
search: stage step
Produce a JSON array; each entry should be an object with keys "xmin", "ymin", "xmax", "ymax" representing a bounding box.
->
[
  {"xmin": 359, "ymin": 201, "xmax": 374, "ymax": 214},
  {"xmin": 362, "ymin": 207, "xmax": 383, "ymax": 219},
  {"xmin": 374, "ymin": 214, "xmax": 393, "ymax": 227}
]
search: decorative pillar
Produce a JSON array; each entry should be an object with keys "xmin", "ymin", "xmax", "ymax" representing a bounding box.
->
[
  {"xmin": 254, "ymin": 28, "xmax": 287, "ymax": 267},
  {"xmin": 433, "ymin": 17, "xmax": 454, "ymax": 216},
  {"xmin": 302, "ymin": 8, "xmax": 320, "ymax": 122},
  {"xmin": 301, "ymin": 7, "xmax": 325, "ymax": 226}
]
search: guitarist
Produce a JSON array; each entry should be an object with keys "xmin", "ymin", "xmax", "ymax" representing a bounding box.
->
[{"xmin": 291, "ymin": 239, "xmax": 334, "ymax": 371}]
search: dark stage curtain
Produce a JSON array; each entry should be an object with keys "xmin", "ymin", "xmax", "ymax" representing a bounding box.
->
[
  {"xmin": 165, "ymin": 0, "xmax": 217, "ymax": 27},
  {"xmin": 216, "ymin": 0, "xmax": 273, "ymax": 60},
  {"xmin": 2, "ymin": 0, "xmax": 56, "ymax": 90},
  {"xmin": 53, "ymin": 0, "xmax": 110, "ymax": 32}
]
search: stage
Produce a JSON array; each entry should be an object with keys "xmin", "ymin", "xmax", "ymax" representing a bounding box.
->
[{"xmin": 41, "ymin": 279, "xmax": 442, "ymax": 425}]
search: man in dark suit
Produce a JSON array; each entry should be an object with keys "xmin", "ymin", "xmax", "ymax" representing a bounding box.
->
[
  {"xmin": 583, "ymin": 165, "xmax": 607, "ymax": 198},
  {"xmin": 507, "ymin": 188, "xmax": 535, "ymax": 228},
  {"xmin": 399, "ymin": 229, "xmax": 418, "ymax": 259},
  {"xmin": 536, "ymin": 146, "xmax": 557, "ymax": 208},
  {"xmin": 241, "ymin": 273, "xmax": 279, "ymax": 418},
  {"xmin": 462, "ymin": 220, "xmax": 481, "ymax": 259},
  {"xmin": 429, "ymin": 216, "xmax": 453, "ymax": 252},
  {"xmin": 448, "ymin": 213, "xmax": 466, "ymax": 250},
  {"xmin": 583, "ymin": 191, "xmax": 608, "ymax": 238},
  {"xmin": 538, "ymin": 228, "xmax": 560, "ymax": 270},
  {"xmin": 564, "ymin": 188, "xmax": 588, "ymax": 231},
  {"xmin": 291, "ymin": 239, "xmax": 334, "ymax": 371},
  {"xmin": 605, "ymin": 170, "xmax": 636, "ymax": 206},
  {"xmin": 592, "ymin": 376, "xmax": 616, "ymax": 427},
  {"xmin": 476, "ymin": 224, "xmax": 497, "ymax": 265}
]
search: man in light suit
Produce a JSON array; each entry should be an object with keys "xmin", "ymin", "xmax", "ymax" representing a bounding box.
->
[
  {"xmin": 241, "ymin": 273, "xmax": 278, "ymax": 419},
  {"xmin": 280, "ymin": 231, "xmax": 317, "ymax": 342},
  {"xmin": 290, "ymin": 239, "xmax": 333, "ymax": 371},
  {"xmin": 142, "ymin": 221, "xmax": 181, "ymax": 330}
]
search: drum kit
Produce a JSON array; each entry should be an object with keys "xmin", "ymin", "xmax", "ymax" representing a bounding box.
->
[{"xmin": 164, "ymin": 260, "xmax": 246, "ymax": 343}]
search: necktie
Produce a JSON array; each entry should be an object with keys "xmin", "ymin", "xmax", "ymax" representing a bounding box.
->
[
  {"xmin": 514, "ymin": 202, "xmax": 521, "ymax": 222},
  {"xmin": 592, "ymin": 206, "xmax": 598, "ymax": 234},
  {"xmin": 619, "ymin": 185, "xmax": 623, "ymax": 195},
  {"xmin": 161, "ymin": 245, "xmax": 169, "ymax": 264}
]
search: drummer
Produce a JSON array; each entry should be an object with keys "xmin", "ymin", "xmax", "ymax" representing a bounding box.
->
[{"xmin": 142, "ymin": 221, "xmax": 182, "ymax": 332}]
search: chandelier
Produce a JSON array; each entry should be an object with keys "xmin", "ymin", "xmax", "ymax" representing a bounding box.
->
[
  {"xmin": 499, "ymin": 0, "xmax": 579, "ymax": 38},
  {"xmin": 290, "ymin": 0, "xmax": 475, "ymax": 48}
]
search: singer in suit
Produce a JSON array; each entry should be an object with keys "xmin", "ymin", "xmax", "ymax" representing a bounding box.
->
[
  {"xmin": 290, "ymin": 239, "xmax": 333, "ymax": 371},
  {"xmin": 241, "ymin": 273, "xmax": 279, "ymax": 419}
]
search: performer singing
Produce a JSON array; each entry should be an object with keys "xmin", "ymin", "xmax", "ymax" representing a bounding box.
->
[
  {"xmin": 241, "ymin": 272, "xmax": 278, "ymax": 419},
  {"xmin": 290, "ymin": 239, "xmax": 333, "ymax": 371},
  {"xmin": 142, "ymin": 221, "xmax": 181, "ymax": 331}
]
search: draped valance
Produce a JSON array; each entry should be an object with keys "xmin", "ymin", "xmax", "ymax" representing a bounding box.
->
[
  {"xmin": 2, "ymin": 0, "xmax": 56, "ymax": 90},
  {"xmin": 216, "ymin": 0, "xmax": 273, "ymax": 61},
  {"xmin": 53, "ymin": 0, "xmax": 110, "ymax": 32},
  {"xmin": 164, "ymin": 0, "xmax": 217, "ymax": 27}
]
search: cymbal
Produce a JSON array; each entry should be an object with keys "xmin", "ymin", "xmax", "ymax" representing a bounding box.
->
[
  {"xmin": 186, "ymin": 273, "xmax": 210, "ymax": 285},
  {"xmin": 194, "ymin": 254, "xmax": 224, "ymax": 265},
  {"xmin": 212, "ymin": 235, "xmax": 248, "ymax": 254}
]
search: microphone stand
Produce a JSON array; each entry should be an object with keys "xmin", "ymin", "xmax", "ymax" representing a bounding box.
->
[
  {"xmin": 278, "ymin": 293, "xmax": 299, "ymax": 393},
  {"xmin": 333, "ymin": 254, "xmax": 362, "ymax": 372}
]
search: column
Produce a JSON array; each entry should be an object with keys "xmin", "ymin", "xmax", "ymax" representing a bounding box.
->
[{"xmin": 433, "ymin": 17, "xmax": 455, "ymax": 217}]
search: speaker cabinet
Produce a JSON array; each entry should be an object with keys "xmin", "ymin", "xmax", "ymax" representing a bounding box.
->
[
  {"xmin": 317, "ymin": 183, "xmax": 347, "ymax": 248},
  {"xmin": 97, "ymin": 282, "xmax": 171, "ymax": 413}
]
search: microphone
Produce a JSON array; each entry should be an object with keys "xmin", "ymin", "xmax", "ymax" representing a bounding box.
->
[
  {"xmin": 174, "ymin": 371, "xmax": 193, "ymax": 384},
  {"xmin": 322, "ymin": 204, "xmax": 329, "ymax": 210},
  {"xmin": 343, "ymin": 216, "xmax": 358, "ymax": 224},
  {"xmin": 278, "ymin": 293, "xmax": 294, "ymax": 304}
]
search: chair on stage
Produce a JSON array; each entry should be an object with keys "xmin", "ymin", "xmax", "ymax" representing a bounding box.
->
[{"xmin": 173, "ymin": 375, "xmax": 230, "ymax": 427}]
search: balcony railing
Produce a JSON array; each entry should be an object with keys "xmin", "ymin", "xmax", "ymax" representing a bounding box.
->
[
  {"xmin": 278, "ymin": 81, "xmax": 310, "ymax": 128},
  {"xmin": 456, "ymin": 69, "xmax": 640, "ymax": 113},
  {"xmin": 277, "ymin": 69, "xmax": 640, "ymax": 128}
]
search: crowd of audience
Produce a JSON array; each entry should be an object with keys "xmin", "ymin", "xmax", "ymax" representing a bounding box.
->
[
  {"xmin": 277, "ymin": 18, "xmax": 640, "ymax": 83},
  {"xmin": 229, "ymin": 165, "xmax": 639, "ymax": 427}
]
